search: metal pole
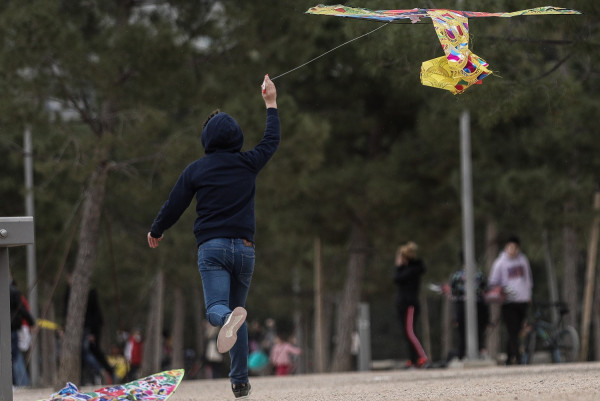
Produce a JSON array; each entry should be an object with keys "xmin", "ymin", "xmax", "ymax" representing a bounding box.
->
[
  {"xmin": 580, "ymin": 192, "xmax": 600, "ymax": 360},
  {"xmin": 313, "ymin": 237, "xmax": 325, "ymax": 373},
  {"xmin": 24, "ymin": 126, "xmax": 39, "ymax": 385},
  {"xmin": 542, "ymin": 230, "xmax": 560, "ymax": 324},
  {"xmin": 357, "ymin": 303, "xmax": 371, "ymax": 371},
  {"xmin": 460, "ymin": 110, "xmax": 479, "ymax": 360},
  {"xmin": 1, "ymin": 248, "xmax": 13, "ymax": 401}
]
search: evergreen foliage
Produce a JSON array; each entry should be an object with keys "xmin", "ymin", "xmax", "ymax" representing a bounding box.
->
[{"xmin": 0, "ymin": 0, "xmax": 598, "ymax": 374}]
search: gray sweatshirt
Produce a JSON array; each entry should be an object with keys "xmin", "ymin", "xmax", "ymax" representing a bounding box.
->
[{"xmin": 488, "ymin": 251, "xmax": 533, "ymax": 303}]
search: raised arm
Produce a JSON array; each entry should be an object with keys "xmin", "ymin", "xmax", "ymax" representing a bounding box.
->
[{"xmin": 262, "ymin": 74, "xmax": 277, "ymax": 109}]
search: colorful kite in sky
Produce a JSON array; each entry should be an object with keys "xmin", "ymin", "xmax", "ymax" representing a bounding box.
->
[
  {"xmin": 306, "ymin": 5, "xmax": 581, "ymax": 94},
  {"xmin": 40, "ymin": 370, "xmax": 184, "ymax": 401}
]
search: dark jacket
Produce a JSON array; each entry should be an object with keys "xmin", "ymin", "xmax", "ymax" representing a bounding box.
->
[
  {"xmin": 10, "ymin": 282, "xmax": 35, "ymax": 332},
  {"xmin": 394, "ymin": 259, "xmax": 426, "ymax": 306},
  {"xmin": 150, "ymin": 109, "xmax": 280, "ymax": 246}
]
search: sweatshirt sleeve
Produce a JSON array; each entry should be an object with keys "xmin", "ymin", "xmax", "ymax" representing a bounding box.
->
[
  {"xmin": 488, "ymin": 258, "xmax": 502, "ymax": 287},
  {"xmin": 150, "ymin": 167, "xmax": 196, "ymax": 237},
  {"xmin": 242, "ymin": 108, "xmax": 280, "ymax": 172},
  {"xmin": 524, "ymin": 256, "xmax": 533, "ymax": 290}
]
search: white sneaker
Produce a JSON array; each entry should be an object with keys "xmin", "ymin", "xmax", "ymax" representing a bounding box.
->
[{"xmin": 217, "ymin": 307, "xmax": 247, "ymax": 353}]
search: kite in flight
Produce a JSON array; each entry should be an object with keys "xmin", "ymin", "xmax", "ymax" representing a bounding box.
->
[{"xmin": 306, "ymin": 5, "xmax": 581, "ymax": 94}]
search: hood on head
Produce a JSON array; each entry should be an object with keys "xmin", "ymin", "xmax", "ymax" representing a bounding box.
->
[{"xmin": 201, "ymin": 112, "xmax": 244, "ymax": 153}]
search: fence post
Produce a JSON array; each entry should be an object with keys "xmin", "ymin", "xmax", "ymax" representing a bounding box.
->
[{"xmin": 0, "ymin": 217, "xmax": 35, "ymax": 401}]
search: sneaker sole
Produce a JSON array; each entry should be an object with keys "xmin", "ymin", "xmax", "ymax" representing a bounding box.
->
[
  {"xmin": 234, "ymin": 390, "xmax": 251, "ymax": 399},
  {"xmin": 217, "ymin": 307, "xmax": 247, "ymax": 353}
]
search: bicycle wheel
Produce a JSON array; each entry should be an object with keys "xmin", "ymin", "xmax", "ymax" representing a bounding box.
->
[
  {"xmin": 522, "ymin": 329, "xmax": 537, "ymax": 365},
  {"xmin": 554, "ymin": 326, "xmax": 579, "ymax": 363}
]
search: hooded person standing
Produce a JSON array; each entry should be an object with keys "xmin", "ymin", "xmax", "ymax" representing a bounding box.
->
[
  {"xmin": 147, "ymin": 75, "xmax": 279, "ymax": 398},
  {"xmin": 488, "ymin": 236, "xmax": 533, "ymax": 365}
]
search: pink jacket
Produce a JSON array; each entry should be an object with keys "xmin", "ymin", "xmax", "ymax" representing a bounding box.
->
[{"xmin": 270, "ymin": 342, "xmax": 301, "ymax": 366}]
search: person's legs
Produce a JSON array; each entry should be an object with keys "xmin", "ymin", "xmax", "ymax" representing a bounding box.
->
[
  {"xmin": 198, "ymin": 238, "xmax": 234, "ymax": 327},
  {"xmin": 477, "ymin": 302, "xmax": 490, "ymax": 354},
  {"xmin": 228, "ymin": 239, "xmax": 254, "ymax": 385},
  {"xmin": 198, "ymin": 238, "xmax": 254, "ymax": 388},
  {"xmin": 513, "ymin": 303, "xmax": 529, "ymax": 363},
  {"xmin": 454, "ymin": 301, "xmax": 466, "ymax": 359},
  {"xmin": 502, "ymin": 303, "xmax": 521, "ymax": 364},
  {"xmin": 397, "ymin": 304, "xmax": 411, "ymax": 366},
  {"xmin": 404, "ymin": 304, "xmax": 427, "ymax": 366},
  {"xmin": 11, "ymin": 331, "xmax": 31, "ymax": 386}
]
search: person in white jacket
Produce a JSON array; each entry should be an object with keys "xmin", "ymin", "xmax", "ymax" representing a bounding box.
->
[{"xmin": 488, "ymin": 236, "xmax": 533, "ymax": 365}]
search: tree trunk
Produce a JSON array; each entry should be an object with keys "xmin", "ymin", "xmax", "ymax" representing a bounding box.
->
[
  {"xmin": 562, "ymin": 204, "xmax": 579, "ymax": 329},
  {"xmin": 331, "ymin": 221, "xmax": 368, "ymax": 372},
  {"xmin": 313, "ymin": 237, "xmax": 326, "ymax": 373},
  {"xmin": 192, "ymin": 283, "xmax": 206, "ymax": 379},
  {"xmin": 40, "ymin": 305, "xmax": 57, "ymax": 386},
  {"xmin": 483, "ymin": 218, "xmax": 500, "ymax": 359},
  {"xmin": 593, "ymin": 278, "xmax": 600, "ymax": 361},
  {"xmin": 441, "ymin": 294, "xmax": 452, "ymax": 361},
  {"xmin": 579, "ymin": 192, "xmax": 600, "ymax": 361},
  {"xmin": 170, "ymin": 287, "xmax": 185, "ymax": 369},
  {"xmin": 141, "ymin": 270, "xmax": 164, "ymax": 377},
  {"xmin": 57, "ymin": 154, "xmax": 110, "ymax": 387},
  {"xmin": 322, "ymin": 295, "xmax": 334, "ymax": 372}
]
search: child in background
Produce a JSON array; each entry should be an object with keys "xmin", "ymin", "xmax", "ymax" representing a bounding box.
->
[
  {"xmin": 269, "ymin": 334, "xmax": 301, "ymax": 376},
  {"xmin": 124, "ymin": 328, "xmax": 144, "ymax": 381},
  {"xmin": 107, "ymin": 345, "xmax": 128, "ymax": 383}
]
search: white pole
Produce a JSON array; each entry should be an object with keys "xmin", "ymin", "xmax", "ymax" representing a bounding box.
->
[
  {"xmin": 24, "ymin": 126, "xmax": 40, "ymax": 384},
  {"xmin": 460, "ymin": 110, "xmax": 479, "ymax": 360},
  {"xmin": 0, "ymin": 248, "xmax": 13, "ymax": 401}
]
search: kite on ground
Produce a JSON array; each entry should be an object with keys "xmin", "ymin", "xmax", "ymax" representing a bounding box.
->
[
  {"xmin": 40, "ymin": 369, "xmax": 184, "ymax": 401},
  {"xmin": 306, "ymin": 5, "xmax": 581, "ymax": 94}
]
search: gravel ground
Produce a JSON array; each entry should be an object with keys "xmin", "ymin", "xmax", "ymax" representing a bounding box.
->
[{"xmin": 13, "ymin": 362, "xmax": 600, "ymax": 401}]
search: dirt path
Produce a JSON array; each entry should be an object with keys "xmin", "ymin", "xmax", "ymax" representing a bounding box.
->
[{"xmin": 13, "ymin": 362, "xmax": 600, "ymax": 401}]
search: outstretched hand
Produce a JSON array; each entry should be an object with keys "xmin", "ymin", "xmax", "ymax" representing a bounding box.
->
[
  {"xmin": 261, "ymin": 74, "xmax": 277, "ymax": 109},
  {"xmin": 147, "ymin": 232, "xmax": 163, "ymax": 248}
]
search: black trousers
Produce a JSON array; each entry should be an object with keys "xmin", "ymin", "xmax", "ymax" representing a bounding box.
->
[
  {"xmin": 454, "ymin": 301, "xmax": 489, "ymax": 359},
  {"xmin": 501, "ymin": 302, "xmax": 529, "ymax": 364}
]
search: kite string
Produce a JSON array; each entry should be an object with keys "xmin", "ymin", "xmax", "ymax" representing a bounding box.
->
[{"xmin": 270, "ymin": 22, "xmax": 391, "ymax": 81}]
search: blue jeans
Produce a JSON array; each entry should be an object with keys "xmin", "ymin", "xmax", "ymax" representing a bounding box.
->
[
  {"xmin": 197, "ymin": 238, "xmax": 255, "ymax": 385},
  {"xmin": 11, "ymin": 330, "xmax": 31, "ymax": 386}
]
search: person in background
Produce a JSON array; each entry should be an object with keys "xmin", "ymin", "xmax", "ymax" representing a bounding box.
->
[
  {"xmin": 64, "ymin": 277, "xmax": 115, "ymax": 384},
  {"xmin": 204, "ymin": 322, "xmax": 224, "ymax": 379},
  {"xmin": 261, "ymin": 318, "xmax": 277, "ymax": 364},
  {"xmin": 10, "ymin": 278, "xmax": 36, "ymax": 386},
  {"xmin": 147, "ymin": 75, "xmax": 279, "ymax": 399},
  {"xmin": 449, "ymin": 253, "xmax": 489, "ymax": 360},
  {"xmin": 394, "ymin": 241, "xmax": 428, "ymax": 368},
  {"xmin": 124, "ymin": 328, "xmax": 144, "ymax": 381},
  {"xmin": 161, "ymin": 329, "xmax": 172, "ymax": 370},
  {"xmin": 107, "ymin": 344, "xmax": 128, "ymax": 383},
  {"xmin": 488, "ymin": 236, "xmax": 533, "ymax": 365},
  {"xmin": 269, "ymin": 334, "xmax": 301, "ymax": 376},
  {"xmin": 85, "ymin": 288, "xmax": 116, "ymax": 384}
]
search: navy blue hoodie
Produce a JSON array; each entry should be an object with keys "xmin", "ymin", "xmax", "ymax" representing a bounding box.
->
[{"xmin": 150, "ymin": 108, "xmax": 280, "ymax": 246}]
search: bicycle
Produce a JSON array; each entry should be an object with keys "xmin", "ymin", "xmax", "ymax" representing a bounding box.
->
[{"xmin": 521, "ymin": 302, "xmax": 579, "ymax": 364}]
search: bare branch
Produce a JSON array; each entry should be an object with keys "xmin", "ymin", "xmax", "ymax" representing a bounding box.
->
[{"xmin": 533, "ymin": 52, "xmax": 573, "ymax": 81}]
